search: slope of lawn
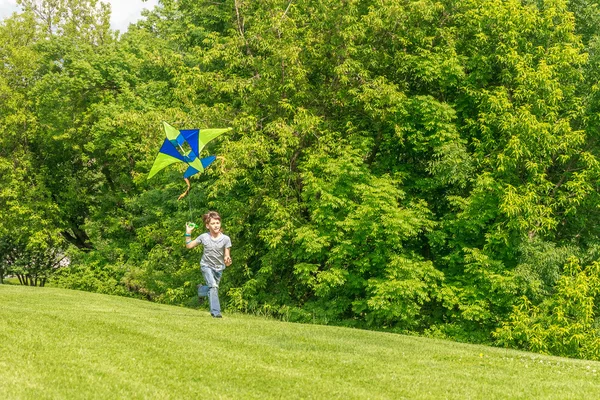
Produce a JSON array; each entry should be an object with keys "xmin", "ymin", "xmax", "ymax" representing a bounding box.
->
[{"xmin": 1, "ymin": 285, "xmax": 599, "ymax": 399}]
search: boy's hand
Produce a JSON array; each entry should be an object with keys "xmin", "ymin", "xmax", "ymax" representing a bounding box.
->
[
  {"xmin": 186, "ymin": 222, "xmax": 195, "ymax": 235},
  {"xmin": 224, "ymin": 256, "xmax": 232, "ymax": 266}
]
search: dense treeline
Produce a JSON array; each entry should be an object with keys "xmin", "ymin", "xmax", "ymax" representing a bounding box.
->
[{"xmin": 2, "ymin": 0, "xmax": 600, "ymax": 360}]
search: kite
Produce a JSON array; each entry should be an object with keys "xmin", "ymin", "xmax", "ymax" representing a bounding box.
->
[{"xmin": 148, "ymin": 121, "xmax": 231, "ymax": 201}]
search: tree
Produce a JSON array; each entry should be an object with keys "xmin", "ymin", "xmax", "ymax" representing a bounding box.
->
[
  {"xmin": 16, "ymin": 0, "xmax": 111, "ymax": 42},
  {"xmin": 495, "ymin": 258, "xmax": 600, "ymax": 360},
  {"xmin": 0, "ymin": 235, "xmax": 67, "ymax": 286}
]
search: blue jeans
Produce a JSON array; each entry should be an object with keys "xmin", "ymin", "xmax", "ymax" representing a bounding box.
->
[{"xmin": 199, "ymin": 266, "xmax": 223, "ymax": 316}]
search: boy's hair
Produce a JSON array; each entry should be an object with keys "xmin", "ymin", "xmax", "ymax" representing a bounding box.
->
[{"xmin": 202, "ymin": 211, "xmax": 222, "ymax": 225}]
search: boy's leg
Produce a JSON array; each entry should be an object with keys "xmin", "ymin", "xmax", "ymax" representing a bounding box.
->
[
  {"xmin": 209, "ymin": 269, "xmax": 223, "ymax": 316},
  {"xmin": 201, "ymin": 267, "xmax": 223, "ymax": 317},
  {"xmin": 197, "ymin": 284, "xmax": 209, "ymax": 297}
]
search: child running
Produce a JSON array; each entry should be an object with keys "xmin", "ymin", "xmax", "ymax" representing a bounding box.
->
[{"xmin": 185, "ymin": 211, "xmax": 232, "ymax": 318}]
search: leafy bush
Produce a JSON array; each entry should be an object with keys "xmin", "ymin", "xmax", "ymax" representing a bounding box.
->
[{"xmin": 494, "ymin": 258, "xmax": 600, "ymax": 360}]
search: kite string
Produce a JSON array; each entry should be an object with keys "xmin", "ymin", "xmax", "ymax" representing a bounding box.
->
[{"xmin": 188, "ymin": 194, "xmax": 194, "ymax": 225}]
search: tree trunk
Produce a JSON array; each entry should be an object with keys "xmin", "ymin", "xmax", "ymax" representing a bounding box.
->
[{"xmin": 61, "ymin": 226, "xmax": 93, "ymax": 251}]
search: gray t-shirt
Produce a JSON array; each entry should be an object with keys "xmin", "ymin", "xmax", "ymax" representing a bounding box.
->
[{"xmin": 195, "ymin": 232, "xmax": 232, "ymax": 271}]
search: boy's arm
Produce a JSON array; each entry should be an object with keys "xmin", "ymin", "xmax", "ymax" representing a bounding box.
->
[
  {"xmin": 186, "ymin": 239, "xmax": 199, "ymax": 249},
  {"xmin": 224, "ymin": 247, "xmax": 232, "ymax": 266}
]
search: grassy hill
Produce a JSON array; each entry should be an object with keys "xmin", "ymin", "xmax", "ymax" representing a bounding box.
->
[{"xmin": 1, "ymin": 285, "xmax": 599, "ymax": 399}]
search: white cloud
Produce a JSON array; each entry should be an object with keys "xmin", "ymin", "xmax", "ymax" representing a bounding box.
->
[
  {"xmin": 108, "ymin": 0, "xmax": 159, "ymax": 32},
  {"xmin": 0, "ymin": 0, "xmax": 160, "ymax": 32},
  {"xmin": 0, "ymin": 0, "xmax": 19, "ymax": 19}
]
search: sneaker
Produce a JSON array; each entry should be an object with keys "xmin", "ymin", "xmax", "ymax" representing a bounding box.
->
[{"xmin": 211, "ymin": 313, "xmax": 223, "ymax": 318}]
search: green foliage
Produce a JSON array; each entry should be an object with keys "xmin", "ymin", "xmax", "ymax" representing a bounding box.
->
[
  {"xmin": 50, "ymin": 248, "xmax": 130, "ymax": 296},
  {"xmin": 513, "ymin": 237, "xmax": 577, "ymax": 300},
  {"xmin": 495, "ymin": 258, "xmax": 600, "ymax": 360}
]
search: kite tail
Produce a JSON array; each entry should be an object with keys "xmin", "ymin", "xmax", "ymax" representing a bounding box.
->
[{"xmin": 177, "ymin": 178, "xmax": 191, "ymax": 201}]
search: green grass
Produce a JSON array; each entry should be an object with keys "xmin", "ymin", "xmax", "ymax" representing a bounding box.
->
[{"xmin": 1, "ymin": 285, "xmax": 599, "ymax": 399}]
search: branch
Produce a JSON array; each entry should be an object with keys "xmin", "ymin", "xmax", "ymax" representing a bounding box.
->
[
  {"xmin": 282, "ymin": 0, "xmax": 293, "ymax": 20},
  {"xmin": 234, "ymin": 0, "xmax": 252, "ymax": 55},
  {"xmin": 549, "ymin": 155, "xmax": 580, "ymax": 199}
]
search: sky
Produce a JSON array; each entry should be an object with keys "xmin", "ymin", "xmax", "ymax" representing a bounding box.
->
[{"xmin": 0, "ymin": 0, "xmax": 160, "ymax": 32}]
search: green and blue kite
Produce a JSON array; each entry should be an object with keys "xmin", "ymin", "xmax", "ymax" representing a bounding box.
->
[{"xmin": 148, "ymin": 121, "xmax": 231, "ymax": 200}]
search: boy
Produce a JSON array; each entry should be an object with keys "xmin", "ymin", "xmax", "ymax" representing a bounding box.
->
[{"xmin": 185, "ymin": 211, "xmax": 232, "ymax": 318}]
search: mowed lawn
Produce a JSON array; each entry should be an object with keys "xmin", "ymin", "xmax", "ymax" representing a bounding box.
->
[{"xmin": 1, "ymin": 285, "xmax": 599, "ymax": 399}]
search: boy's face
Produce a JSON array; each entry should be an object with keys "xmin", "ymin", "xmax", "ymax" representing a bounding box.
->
[{"xmin": 206, "ymin": 218, "xmax": 221, "ymax": 234}]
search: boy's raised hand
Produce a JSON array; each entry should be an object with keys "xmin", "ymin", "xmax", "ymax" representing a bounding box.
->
[{"xmin": 186, "ymin": 222, "xmax": 196, "ymax": 235}]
